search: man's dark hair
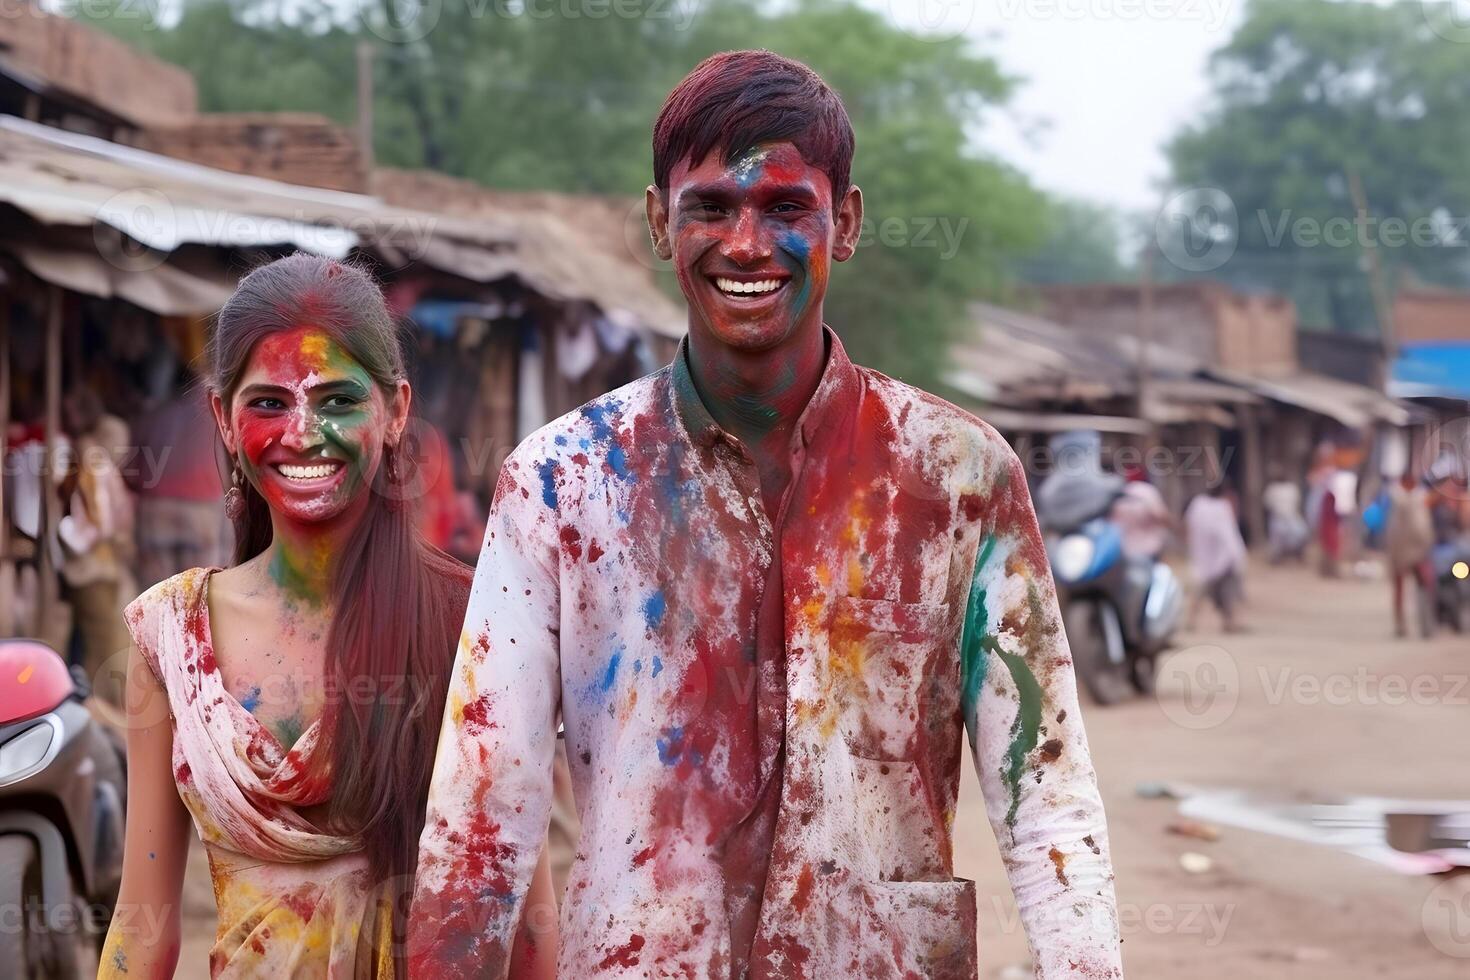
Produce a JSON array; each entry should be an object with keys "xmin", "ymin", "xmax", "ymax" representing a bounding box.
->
[{"xmin": 653, "ymin": 50, "xmax": 855, "ymax": 206}]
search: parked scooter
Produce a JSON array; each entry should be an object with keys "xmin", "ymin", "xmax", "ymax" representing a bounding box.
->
[
  {"xmin": 1431, "ymin": 539, "xmax": 1470, "ymax": 634},
  {"xmin": 1045, "ymin": 515, "xmax": 1184, "ymax": 704},
  {"xmin": 0, "ymin": 639, "xmax": 126, "ymax": 978},
  {"xmin": 1035, "ymin": 432, "xmax": 1183, "ymax": 704}
]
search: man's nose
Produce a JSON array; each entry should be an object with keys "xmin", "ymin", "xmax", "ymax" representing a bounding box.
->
[{"xmin": 724, "ymin": 207, "xmax": 771, "ymax": 266}]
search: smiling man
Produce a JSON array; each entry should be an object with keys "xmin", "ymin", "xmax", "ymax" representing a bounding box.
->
[{"xmin": 408, "ymin": 51, "xmax": 1123, "ymax": 979}]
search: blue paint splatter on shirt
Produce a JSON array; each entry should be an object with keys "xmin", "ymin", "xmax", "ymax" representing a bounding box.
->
[
  {"xmin": 580, "ymin": 401, "xmax": 630, "ymax": 480},
  {"xmin": 537, "ymin": 458, "xmax": 559, "ymax": 509},
  {"xmin": 651, "ymin": 656, "xmax": 663, "ymax": 678},
  {"xmin": 643, "ymin": 590, "xmax": 667, "ymax": 630},
  {"xmin": 599, "ymin": 649, "xmax": 622, "ymax": 694},
  {"xmin": 657, "ymin": 726, "xmax": 685, "ymax": 765}
]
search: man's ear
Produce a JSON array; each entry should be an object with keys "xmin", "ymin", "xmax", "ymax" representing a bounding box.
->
[
  {"xmin": 832, "ymin": 185, "xmax": 864, "ymax": 263},
  {"xmin": 209, "ymin": 391, "xmax": 237, "ymax": 456},
  {"xmin": 645, "ymin": 185, "xmax": 673, "ymax": 261}
]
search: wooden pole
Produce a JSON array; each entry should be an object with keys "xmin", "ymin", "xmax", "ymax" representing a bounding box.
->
[
  {"xmin": 1346, "ymin": 169, "xmax": 1395, "ymax": 392},
  {"xmin": 356, "ymin": 41, "xmax": 376, "ymax": 174},
  {"xmin": 37, "ymin": 283, "xmax": 61, "ymax": 637},
  {"xmin": 0, "ymin": 299, "xmax": 9, "ymax": 562}
]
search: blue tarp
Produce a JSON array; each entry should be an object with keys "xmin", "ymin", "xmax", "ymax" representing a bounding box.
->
[{"xmin": 1392, "ymin": 342, "xmax": 1470, "ymax": 400}]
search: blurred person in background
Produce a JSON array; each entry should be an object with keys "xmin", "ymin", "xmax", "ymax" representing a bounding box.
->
[
  {"xmin": 1384, "ymin": 471, "xmax": 1435, "ymax": 638},
  {"xmin": 57, "ymin": 386, "xmax": 134, "ymax": 706},
  {"xmin": 1185, "ymin": 480, "xmax": 1248, "ymax": 632},
  {"xmin": 1263, "ymin": 467, "xmax": 1308, "ymax": 564},
  {"xmin": 1307, "ymin": 445, "xmax": 1342, "ymax": 578},
  {"xmin": 129, "ymin": 367, "xmax": 228, "ymax": 588}
]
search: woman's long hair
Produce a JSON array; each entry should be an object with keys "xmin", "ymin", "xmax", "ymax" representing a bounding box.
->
[{"xmin": 207, "ymin": 254, "xmax": 469, "ymax": 961}]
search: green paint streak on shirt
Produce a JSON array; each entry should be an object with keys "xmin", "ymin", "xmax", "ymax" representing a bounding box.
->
[
  {"xmin": 987, "ymin": 636, "xmax": 1043, "ymax": 829},
  {"xmin": 960, "ymin": 534, "xmax": 998, "ymax": 728}
]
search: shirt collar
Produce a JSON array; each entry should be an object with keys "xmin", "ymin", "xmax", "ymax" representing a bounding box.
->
[{"xmin": 669, "ymin": 326, "xmax": 859, "ymax": 451}]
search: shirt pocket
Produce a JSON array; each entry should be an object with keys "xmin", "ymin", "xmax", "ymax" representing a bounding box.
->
[{"xmin": 830, "ymin": 596, "xmax": 948, "ymax": 761}]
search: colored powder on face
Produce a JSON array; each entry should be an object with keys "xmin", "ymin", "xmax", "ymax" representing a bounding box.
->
[
  {"xmin": 642, "ymin": 590, "xmax": 667, "ymax": 630},
  {"xmin": 537, "ymin": 458, "xmax": 559, "ymax": 509},
  {"xmin": 988, "ymin": 637, "xmax": 1043, "ymax": 829},
  {"xmin": 777, "ymin": 227, "xmax": 816, "ymax": 320},
  {"xmin": 960, "ymin": 535, "xmax": 998, "ymax": 725},
  {"xmin": 728, "ymin": 146, "xmax": 769, "ymax": 187}
]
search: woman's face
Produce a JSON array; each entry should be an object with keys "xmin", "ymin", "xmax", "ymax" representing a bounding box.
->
[{"xmin": 212, "ymin": 326, "xmax": 409, "ymax": 526}]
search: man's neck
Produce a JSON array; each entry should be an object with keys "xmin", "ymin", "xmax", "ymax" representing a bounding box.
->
[{"xmin": 686, "ymin": 322, "xmax": 828, "ymax": 452}]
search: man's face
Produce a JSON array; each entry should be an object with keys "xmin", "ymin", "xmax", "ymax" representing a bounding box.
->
[{"xmin": 651, "ymin": 141, "xmax": 860, "ymax": 353}]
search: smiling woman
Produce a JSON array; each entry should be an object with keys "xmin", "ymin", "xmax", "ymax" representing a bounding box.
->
[{"xmin": 98, "ymin": 254, "xmax": 556, "ymax": 979}]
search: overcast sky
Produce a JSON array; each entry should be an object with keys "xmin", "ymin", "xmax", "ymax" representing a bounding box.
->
[{"xmin": 874, "ymin": 0, "xmax": 1246, "ymax": 214}]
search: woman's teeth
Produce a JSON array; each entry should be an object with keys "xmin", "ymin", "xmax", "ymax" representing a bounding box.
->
[
  {"xmin": 277, "ymin": 462, "xmax": 341, "ymax": 482},
  {"xmin": 715, "ymin": 277, "xmax": 783, "ymax": 295}
]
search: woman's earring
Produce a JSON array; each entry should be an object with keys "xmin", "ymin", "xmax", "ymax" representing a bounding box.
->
[
  {"xmin": 384, "ymin": 446, "xmax": 404, "ymax": 512},
  {"xmin": 224, "ymin": 463, "xmax": 245, "ymax": 520}
]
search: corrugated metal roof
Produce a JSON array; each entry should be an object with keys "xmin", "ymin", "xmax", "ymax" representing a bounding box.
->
[{"xmin": 0, "ymin": 115, "xmax": 684, "ymax": 335}]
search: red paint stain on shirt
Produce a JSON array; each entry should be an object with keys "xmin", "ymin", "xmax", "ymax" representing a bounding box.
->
[{"xmin": 596, "ymin": 934, "xmax": 645, "ymax": 970}]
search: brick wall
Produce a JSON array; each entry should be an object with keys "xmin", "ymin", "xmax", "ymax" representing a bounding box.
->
[
  {"xmin": 137, "ymin": 114, "xmax": 367, "ymax": 194},
  {"xmin": 0, "ymin": 4, "xmax": 196, "ymax": 125}
]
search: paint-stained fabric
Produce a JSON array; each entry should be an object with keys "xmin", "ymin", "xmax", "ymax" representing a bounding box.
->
[
  {"xmin": 124, "ymin": 569, "xmax": 394, "ymax": 978},
  {"xmin": 409, "ymin": 331, "xmax": 1123, "ymax": 979}
]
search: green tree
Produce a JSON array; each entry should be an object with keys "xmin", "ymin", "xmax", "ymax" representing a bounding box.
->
[
  {"xmin": 1166, "ymin": 0, "xmax": 1470, "ymax": 332},
  {"xmin": 1013, "ymin": 198, "xmax": 1133, "ymax": 284},
  {"xmin": 77, "ymin": 0, "xmax": 1044, "ymax": 383}
]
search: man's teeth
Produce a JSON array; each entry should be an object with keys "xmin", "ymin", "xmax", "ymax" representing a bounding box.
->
[
  {"xmin": 278, "ymin": 462, "xmax": 340, "ymax": 481},
  {"xmin": 715, "ymin": 277, "xmax": 783, "ymax": 295}
]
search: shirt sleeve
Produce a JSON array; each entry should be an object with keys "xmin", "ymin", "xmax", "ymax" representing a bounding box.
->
[
  {"xmin": 407, "ymin": 442, "xmax": 562, "ymax": 978},
  {"xmin": 960, "ymin": 445, "xmax": 1124, "ymax": 979}
]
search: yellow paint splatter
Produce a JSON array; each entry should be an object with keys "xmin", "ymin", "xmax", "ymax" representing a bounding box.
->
[{"xmin": 299, "ymin": 329, "xmax": 332, "ymax": 370}]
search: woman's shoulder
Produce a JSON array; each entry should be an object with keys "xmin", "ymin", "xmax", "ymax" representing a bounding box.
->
[{"xmin": 124, "ymin": 567, "xmax": 216, "ymax": 657}]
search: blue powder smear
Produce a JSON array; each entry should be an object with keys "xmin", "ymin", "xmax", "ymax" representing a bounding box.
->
[
  {"xmin": 643, "ymin": 590, "xmax": 667, "ymax": 630},
  {"xmin": 537, "ymin": 458, "xmax": 559, "ymax": 509}
]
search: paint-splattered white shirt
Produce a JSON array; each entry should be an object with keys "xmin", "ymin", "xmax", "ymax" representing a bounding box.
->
[{"xmin": 409, "ymin": 334, "xmax": 1123, "ymax": 979}]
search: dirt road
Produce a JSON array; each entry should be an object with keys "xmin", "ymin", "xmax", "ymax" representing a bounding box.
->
[
  {"xmin": 955, "ymin": 559, "xmax": 1470, "ymax": 979},
  {"xmin": 166, "ymin": 560, "xmax": 1468, "ymax": 978}
]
